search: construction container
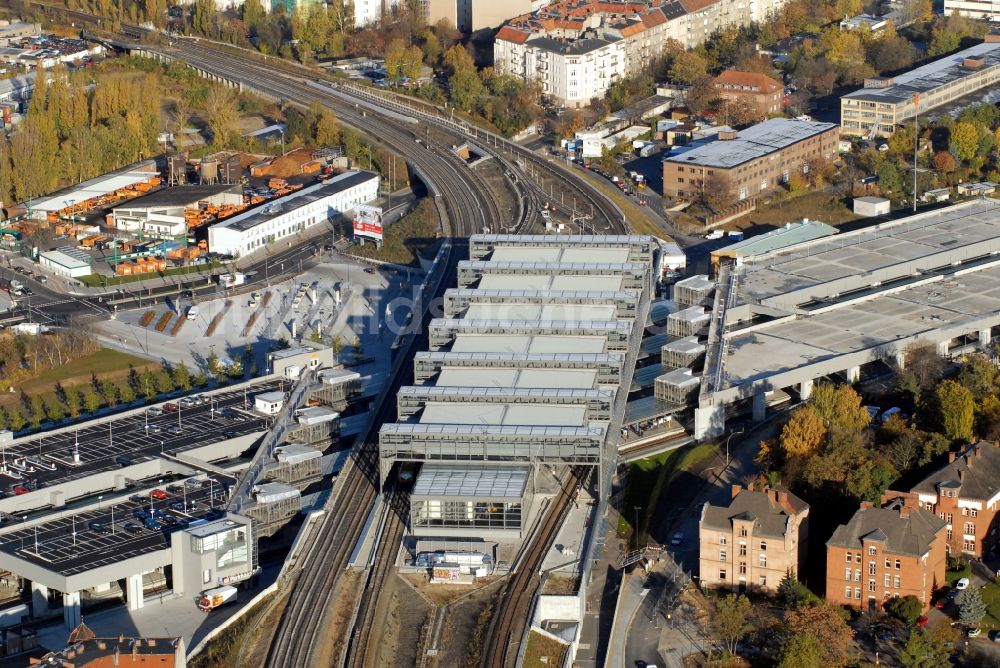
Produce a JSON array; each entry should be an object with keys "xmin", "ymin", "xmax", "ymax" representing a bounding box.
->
[
  {"xmin": 268, "ymin": 177, "xmax": 288, "ymax": 190},
  {"xmin": 301, "ymin": 160, "xmax": 322, "ymax": 174}
]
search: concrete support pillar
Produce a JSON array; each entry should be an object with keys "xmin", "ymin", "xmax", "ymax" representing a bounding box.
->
[
  {"xmin": 31, "ymin": 582, "xmax": 48, "ymax": 615},
  {"xmin": 800, "ymin": 379, "xmax": 814, "ymax": 401},
  {"xmin": 126, "ymin": 574, "xmax": 144, "ymax": 611},
  {"xmin": 847, "ymin": 366, "xmax": 860, "ymax": 383},
  {"xmin": 752, "ymin": 391, "xmax": 766, "ymax": 422},
  {"xmin": 895, "ymin": 352, "xmax": 906, "ymax": 370},
  {"xmin": 937, "ymin": 340, "xmax": 950, "ymax": 356},
  {"xmin": 62, "ymin": 591, "xmax": 81, "ymax": 631},
  {"xmin": 694, "ymin": 404, "xmax": 725, "ymax": 440},
  {"xmin": 980, "ymin": 329, "xmax": 992, "ymax": 346}
]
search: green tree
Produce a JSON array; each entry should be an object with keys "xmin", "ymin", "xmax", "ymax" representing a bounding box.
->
[
  {"xmin": 877, "ymin": 159, "xmax": 903, "ymax": 194},
  {"xmin": 385, "ymin": 38, "xmax": 407, "ymax": 83},
  {"xmin": 172, "ymin": 362, "xmax": 192, "ymax": 392},
  {"xmin": 207, "ymin": 352, "xmax": 221, "ymax": 375},
  {"xmin": 155, "ymin": 370, "xmax": 175, "ymax": 394},
  {"xmin": 47, "ymin": 398, "xmax": 65, "ymax": 422},
  {"xmin": 140, "ymin": 369, "xmax": 157, "ymax": 400},
  {"xmin": 193, "ymin": 0, "xmax": 213, "ymax": 35},
  {"xmin": 225, "ymin": 359, "xmax": 244, "ymax": 378},
  {"xmin": 83, "ymin": 389, "xmax": 101, "ymax": 413},
  {"xmin": 314, "ymin": 109, "xmax": 340, "ymax": 146},
  {"xmin": 712, "ymin": 594, "xmax": 752, "ymax": 656},
  {"xmin": 934, "ymin": 380, "xmax": 974, "ymax": 442},
  {"xmin": 8, "ymin": 407, "xmax": 25, "ymax": 432},
  {"xmin": 65, "ymin": 386, "xmax": 81, "ymax": 419},
  {"xmin": 957, "ymin": 354, "xmax": 999, "ymax": 401},
  {"xmin": 959, "ymin": 587, "xmax": 986, "ymax": 628},
  {"xmin": 194, "ymin": 370, "xmax": 209, "ymax": 387},
  {"xmin": 809, "ymin": 383, "xmax": 871, "ymax": 434},
  {"xmin": 785, "ymin": 603, "xmax": 854, "ymax": 668},
  {"xmin": 951, "ymin": 121, "xmax": 980, "ymax": 164},
  {"xmin": 101, "ymin": 380, "xmax": 119, "ymax": 407},
  {"xmin": 778, "ymin": 569, "xmax": 815, "ymax": 608},
  {"xmin": 778, "ymin": 632, "xmax": 825, "ymax": 668},
  {"xmin": 118, "ymin": 383, "xmax": 136, "ymax": 405},
  {"xmin": 845, "ymin": 456, "xmax": 897, "ymax": 504},
  {"xmin": 205, "ymin": 87, "xmax": 237, "ymax": 146},
  {"xmin": 241, "ymin": 0, "xmax": 265, "ymax": 29},
  {"xmin": 669, "ymin": 50, "xmax": 708, "ymax": 85},
  {"xmin": 899, "ymin": 626, "xmax": 954, "ymax": 668},
  {"xmin": 29, "ymin": 395, "xmax": 45, "ymax": 429},
  {"xmin": 885, "ymin": 595, "xmax": 923, "ymax": 625}
]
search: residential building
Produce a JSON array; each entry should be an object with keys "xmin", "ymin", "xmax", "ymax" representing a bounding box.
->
[
  {"xmin": 699, "ymin": 484, "xmax": 810, "ymax": 593},
  {"xmin": 887, "ymin": 441, "xmax": 1000, "ymax": 559},
  {"xmin": 34, "ymin": 627, "xmax": 186, "ymax": 667},
  {"xmin": 207, "ymin": 170, "xmax": 378, "ymax": 257},
  {"xmin": 494, "ymin": 0, "xmax": 791, "ymax": 106},
  {"xmin": 710, "ymin": 69, "xmax": 784, "ymax": 118},
  {"xmin": 426, "ymin": 0, "xmax": 541, "ymax": 33},
  {"xmin": 943, "ymin": 0, "xmax": 1000, "ymax": 20},
  {"xmin": 840, "ymin": 40, "xmax": 1000, "ymax": 138},
  {"xmin": 839, "ymin": 14, "xmax": 888, "ymax": 31},
  {"xmin": 825, "ymin": 499, "xmax": 947, "ymax": 612},
  {"xmin": 661, "ymin": 118, "xmax": 838, "ymax": 202},
  {"xmin": 353, "ymin": 0, "xmax": 402, "ymax": 26}
]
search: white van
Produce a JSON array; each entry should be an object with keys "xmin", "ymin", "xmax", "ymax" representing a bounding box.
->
[{"xmin": 186, "ymin": 305, "xmax": 199, "ymax": 320}]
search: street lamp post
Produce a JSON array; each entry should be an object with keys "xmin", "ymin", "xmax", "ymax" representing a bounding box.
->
[{"xmin": 633, "ymin": 506, "xmax": 640, "ymax": 550}]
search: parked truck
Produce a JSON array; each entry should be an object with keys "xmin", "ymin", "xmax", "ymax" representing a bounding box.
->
[
  {"xmin": 197, "ymin": 585, "xmax": 237, "ymax": 611},
  {"xmin": 218, "ymin": 273, "xmax": 246, "ymax": 288}
]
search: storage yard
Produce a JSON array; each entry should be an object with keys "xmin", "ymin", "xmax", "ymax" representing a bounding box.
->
[{"xmin": 6, "ymin": 148, "xmax": 373, "ymax": 283}]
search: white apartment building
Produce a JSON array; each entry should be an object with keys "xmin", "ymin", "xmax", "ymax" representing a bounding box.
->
[
  {"xmin": 942, "ymin": 0, "xmax": 1000, "ymax": 19},
  {"xmin": 495, "ymin": 0, "xmax": 786, "ymax": 107}
]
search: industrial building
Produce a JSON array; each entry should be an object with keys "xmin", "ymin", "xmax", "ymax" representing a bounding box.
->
[
  {"xmin": 25, "ymin": 161, "xmax": 161, "ymax": 222},
  {"xmin": 661, "ymin": 118, "xmax": 839, "ymax": 202},
  {"xmin": 840, "ymin": 40, "xmax": 1000, "ymax": 138},
  {"xmin": 943, "ymin": 0, "xmax": 1000, "ymax": 21},
  {"xmin": 38, "ymin": 246, "xmax": 92, "ymax": 278},
  {"xmin": 688, "ymin": 198, "xmax": 1000, "ymax": 438},
  {"xmin": 381, "ymin": 234, "xmax": 658, "ymax": 544},
  {"xmin": 109, "ymin": 185, "xmax": 244, "ymax": 237},
  {"xmin": 207, "ymin": 170, "xmax": 378, "ymax": 257}
]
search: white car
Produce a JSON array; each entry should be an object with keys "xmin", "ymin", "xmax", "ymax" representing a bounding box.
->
[
  {"xmin": 956, "ymin": 577, "xmax": 971, "ymax": 590},
  {"xmin": 670, "ymin": 532, "xmax": 683, "ymax": 546}
]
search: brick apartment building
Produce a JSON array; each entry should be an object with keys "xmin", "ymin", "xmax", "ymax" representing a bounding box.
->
[
  {"xmin": 886, "ymin": 440, "xmax": 1000, "ymax": 559},
  {"xmin": 710, "ymin": 69, "xmax": 784, "ymax": 118},
  {"xmin": 662, "ymin": 118, "xmax": 838, "ymax": 203},
  {"xmin": 699, "ymin": 484, "xmax": 810, "ymax": 593},
  {"xmin": 825, "ymin": 499, "xmax": 947, "ymax": 613}
]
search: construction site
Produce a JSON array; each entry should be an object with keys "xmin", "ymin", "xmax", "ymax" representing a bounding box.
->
[{"xmin": 7, "ymin": 146, "xmax": 358, "ymax": 280}]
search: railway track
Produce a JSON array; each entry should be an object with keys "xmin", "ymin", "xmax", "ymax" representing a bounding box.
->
[{"xmin": 483, "ymin": 467, "xmax": 587, "ymax": 668}]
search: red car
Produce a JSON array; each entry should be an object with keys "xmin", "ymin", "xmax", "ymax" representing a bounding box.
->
[
  {"xmin": 163, "ymin": 403, "xmax": 178, "ymax": 412},
  {"xmin": 934, "ymin": 598, "xmax": 948, "ymax": 610},
  {"xmin": 12, "ymin": 485, "xmax": 28, "ymax": 495},
  {"xmin": 149, "ymin": 489, "xmax": 167, "ymax": 500},
  {"xmin": 916, "ymin": 616, "xmax": 929, "ymax": 628}
]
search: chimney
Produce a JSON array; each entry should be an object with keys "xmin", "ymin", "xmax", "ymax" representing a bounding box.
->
[
  {"xmin": 986, "ymin": 32, "xmax": 1000, "ymax": 43},
  {"xmin": 860, "ymin": 501, "xmax": 873, "ymax": 510},
  {"xmin": 965, "ymin": 455, "xmax": 972, "ymax": 467},
  {"xmin": 949, "ymin": 452, "xmax": 957, "ymax": 463},
  {"xmin": 975, "ymin": 445, "xmax": 982, "ymax": 457},
  {"xmin": 963, "ymin": 56, "xmax": 986, "ymax": 70},
  {"xmin": 718, "ymin": 129, "xmax": 738, "ymax": 140},
  {"xmin": 731, "ymin": 484, "xmax": 742, "ymax": 499},
  {"xmin": 899, "ymin": 506, "xmax": 910, "ymax": 519},
  {"xmin": 959, "ymin": 469, "xmax": 965, "ymax": 481}
]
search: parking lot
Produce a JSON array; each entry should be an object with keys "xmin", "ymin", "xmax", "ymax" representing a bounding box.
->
[
  {"xmin": 0, "ymin": 380, "xmax": 280, "ymax": 495},
  {"xmin": 0, "ymin": 481, "xmax": 226, "ymax": 577}
]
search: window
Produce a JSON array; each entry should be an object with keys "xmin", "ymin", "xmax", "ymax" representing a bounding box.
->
[
  {"xmin": 759, "ymin": 554, "xmax": 767, "ymax": 568},
  {"xmin": 845, "ymin": 586, "xmax": 853, "ymax": 599},
  {"xmin": 846, "ymin": 552, "xmax": 853, "ymax": 563},
  {"xmin": 845, "ymin": 567, "xmax": 853, "ymax": 580},
  {"xmin": 947, "ymin": 513, "xmax": 953, "ymax": 524},
  {"xmin": 760, "ymin": 541, "xmax": 767, "ymax": 552},
  {"xmin": 868, "ymin": 580, "xmax": 876, "ymax": 593},
  {"xmin": 739, "ymin": 527, "xmax": 748, "ymax": 537},
  {"xmin": 970, "ymin": 509, "xmax": 978, "ymax": 518},
  {"xmin": 884, "ymin": 574, "xmax": 891, "ymax": 587},
  {"xmin": 720, "ymin": 569, "xmax": 727, "ymax": 580},
  {"xmin": 947, "ymin": 529, "xmax": 953, "ymax": 541},
  {"xmin": 855, "ymin": 588, "xmax": 862, "ymax": 599},
  {"xmin": 856, "ymin": 553, "xmax": 862, "ymax": 563},
  {"xmin": 759, "ymin": 575, "xmax": 767, "ymax": 587},
  {"xmin": 869, "ymin": 562, "xmax": 876, "ymax": 576},
  {"xmin": 678, "ymin": 178, "xmax": 685, "ymax": 183},
  {"xmin": 855, "ymin": 569, "xmax": 861, "ymax": 582},
  {"xmin": 894, "ymin": 575, "xmax": 901, "ymax": 589},
  {"xmin": 894, "ymin": 559, "xmax": 900, "ymax": 570},
  {"xmin": 885, "ymin": 558, "xmax": 891, "ymax": 569},
  {"xmin": 760, "ymin": 178, "xmax": 768, "ymax": 190},
  {"xmin": 719, "ymin": 537, "xmax": 727, "ymax": 545},
  {"xmin": 203, "ymin": 569, "xmax": 212, "ymax": 585},
  {"xmin": 720, "ymin": 550, "xmax": 727, "ymax": 562},
  {"xmin": 739, "ymin": 544, "xmax": 747, "ymax": 556},
  {"xmin": 739, "ymin": 563, "xmax": 747, "ymax": 574},
  {"xmin": 868, "ymin": 546, "xmax": 877, "ymax": 556},
  {"xmin": 965, "ymin": 523, "xmax": 976, "ymax": 536},
  {"xmin": 964, "ymin": 540, "xmax": 976, "ymax": 553}
]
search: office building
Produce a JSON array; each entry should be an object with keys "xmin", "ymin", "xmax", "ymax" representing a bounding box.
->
[
  {"xmin": 825, "ymin": 499, "xmax": 946, "ymax": 612},
  {"xmin": 840, "ymin": 41, "xmax": 1000, "ymax": 139},
  {"xmin": 710, "ymin": 69, "xmax": 784, "ymax": 118},
  {"xmin": 662, "ymin": 118, "xmax": 838, "ymax": 202},
  {"xmin": 943, "ymin": 0, "xmax": 1000, "ymax": 19},
  {"xmin": 699, "ymin": 484, "xmax": 810, "ymax": 593}
]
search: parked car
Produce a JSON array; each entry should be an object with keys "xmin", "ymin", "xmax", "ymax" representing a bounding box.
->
[
  {"xmin": 123, "ymin": 522, "xmax": 143, "ymax": 534},
  {"xmin": 167, "ymin": 425, "xmax": 182, "ymax": 435},
  {"xmin": 670, "ymin": 532, "xmax": 683, "ymax": 546},
  {"xmin": 149, "ymin": 489, "xmax": 167, "ymax": 500},
  {"xmin": 166, "ymin": 484, "xmax": 183, "ymax": 493},
  {"xmin": 163, "ymin": 403, "xmax": 178, "ymax": 412},
  {"xmin": 132, "ymin": 509, "xmax": 149, "ymax": 520},
  {"xmin": 12, "ymin": 485, "xmax": 28, "ymax": 495},
  {"xmin": 147, "ymin": 424, "xmax": 161, "ymax": 434},
  {"xmin": 170, "ymin": 502, "xmax": 186, "ymax": 512},
  {"xmin": 956, "ymin": 578, "xmax": 971, "ymax": 590},
  {"xmin": 89, "ymin": 521, "xmax": 110, "ymax": 534},
  {"xmin": 968, "ymin": 627, "xmax": 982, "ymax": 638},
  {"xmin": 143, "ymin": 517, "xmax": 162, "ymax": 531},
  {"xmin": 129, "ymin": 494, "xmax": 145, "ymax": 503},
  {"xmin": 114, "ymin": 455, "xmax": 134, "ymax": 467}
]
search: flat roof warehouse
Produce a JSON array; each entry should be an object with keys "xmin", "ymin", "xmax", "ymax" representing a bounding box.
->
[{"xmin": 663, "ymin": 118, "xmax": 836, "ymax": 169}]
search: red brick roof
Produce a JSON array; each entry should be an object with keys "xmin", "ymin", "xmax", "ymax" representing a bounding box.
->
[
  {"xmin": 496, "ymin": 25, "xmax": 531, "ymax": 44},
  {"xmin": 711, "ymin": 69, "xmax": 783, "ymax": 94},
  {"xmin": 679, "ymin": 0, "xmax": 717, "ymax": 12}
]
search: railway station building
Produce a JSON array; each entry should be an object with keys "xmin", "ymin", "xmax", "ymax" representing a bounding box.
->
[
  {"xmin": 672, "ymin": 198, "xmax": 1000, "ymax": 439},
  {"xmin": 381, "ymin": 233, "xmax": 659, "ymax": 545}
]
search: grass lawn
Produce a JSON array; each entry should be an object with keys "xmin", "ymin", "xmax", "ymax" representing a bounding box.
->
[
  {"xmin": 738, "ymin": 190, "xmax": 860, "ymax": 230},
  {"xmin": 5, "ymin": 348, "xmax": 159, "ymax": 402},
  {"xmin": 979, "ymin": 581, "xmax": 1000, "ymax": 630},
  {"xmin": 78, "ymin": 262, "xmax": 221, "ymax": 288},
  {"xmin": 522, "ymin": 630, "xmax": 569, "ymax": 668},
  {"xmin": 350, "ymin": 199, "xmax": 439, "ymax": 266},
  {"xmin": 618, "ymin": 442, "xmax": 717, "ymax": 543}
]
